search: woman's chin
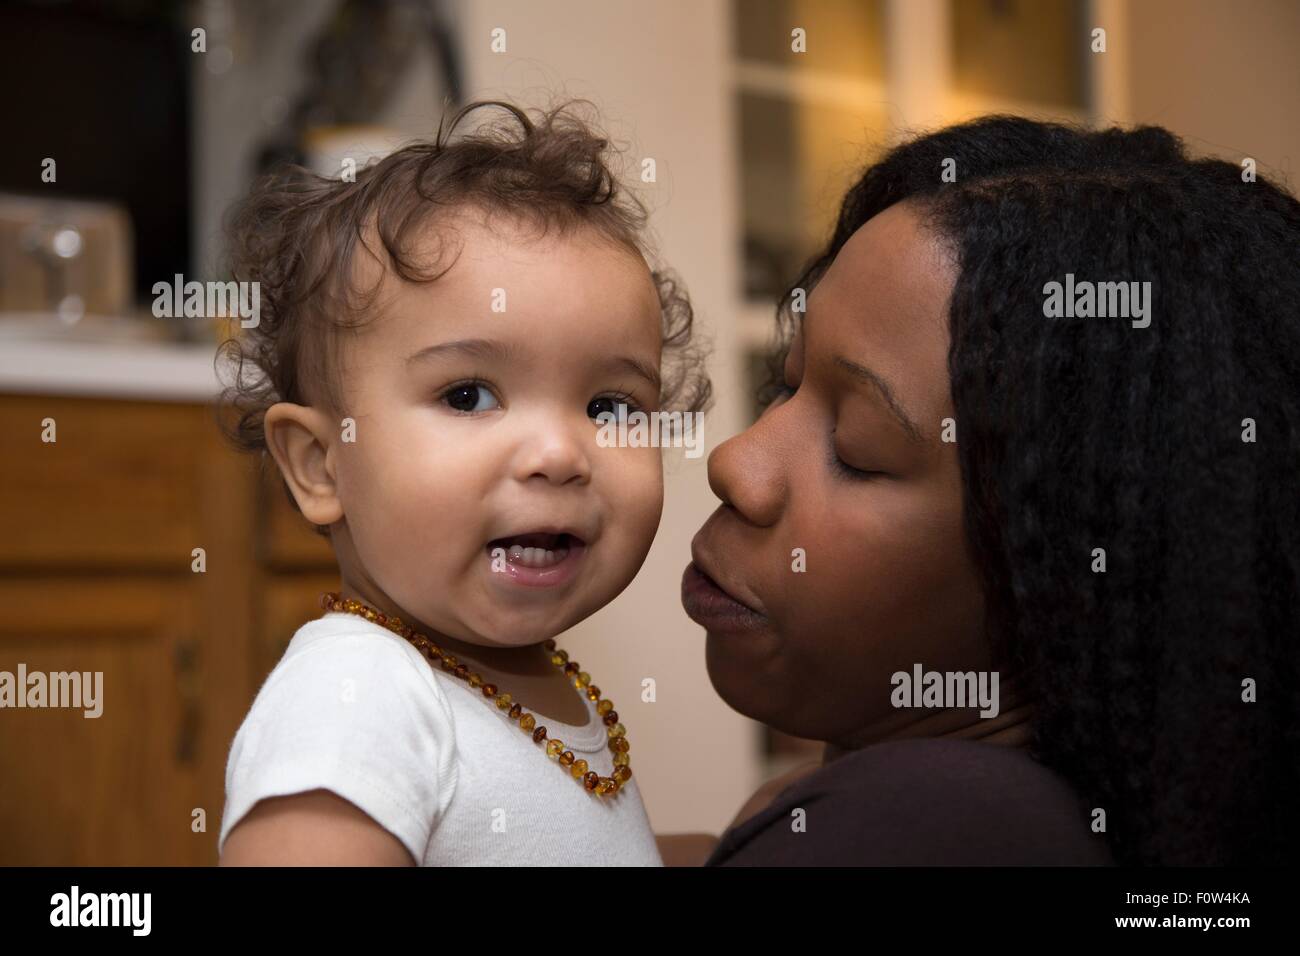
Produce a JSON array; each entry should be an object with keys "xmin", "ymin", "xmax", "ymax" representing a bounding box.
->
[{"xmin": 703, "ymin": 632, "xmax": 788, "ymax": 725}]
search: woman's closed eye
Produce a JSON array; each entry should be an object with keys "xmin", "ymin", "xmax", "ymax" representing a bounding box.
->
[{"xmin": 829, "ymin": 434, "xmax": 884, "ymax": 481}]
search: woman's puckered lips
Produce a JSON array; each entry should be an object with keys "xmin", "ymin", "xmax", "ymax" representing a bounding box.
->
[{"xmin": 683, "ymin": 515, "xmax": 769, "ymax": 628}]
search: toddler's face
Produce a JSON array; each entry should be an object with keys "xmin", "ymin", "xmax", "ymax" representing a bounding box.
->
[{"xmin": 329, "ymin": 213, "xmax": 666, "ymax": 647}]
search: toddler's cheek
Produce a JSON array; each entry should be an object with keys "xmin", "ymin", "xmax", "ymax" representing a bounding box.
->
[{"xmin": 607, "ymin": 457, "xmax": 664, "ymax": 572}]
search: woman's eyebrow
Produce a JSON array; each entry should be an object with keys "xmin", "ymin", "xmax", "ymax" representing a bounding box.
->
[
  {"xmin": 404, "ymin": 338, "xmax": 521, "ymax": 366},
  {"xmin": 833, "ymin": 355, "xmax": 924, "ymax": 442}
]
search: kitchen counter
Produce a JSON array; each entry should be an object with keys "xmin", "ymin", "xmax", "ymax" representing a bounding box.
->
[{"xmin": 0, "ymin": 314, "xmax": 234, "ymax": 401}]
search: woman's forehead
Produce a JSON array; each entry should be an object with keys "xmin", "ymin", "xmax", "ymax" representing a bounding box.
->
[{"xmin": 802, "ymin": 204, "xmax": 956, "ymax": 386}]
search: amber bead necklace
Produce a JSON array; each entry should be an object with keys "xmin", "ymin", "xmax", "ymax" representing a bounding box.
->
[{"xmin": 321, "ymin": 592, "xmax": 632, "ymax": 797}]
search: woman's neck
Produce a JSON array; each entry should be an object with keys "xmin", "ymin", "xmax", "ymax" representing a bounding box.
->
[{"xmin": 821, "ymin": 676, "xmax": 1036, "ymax": 765}]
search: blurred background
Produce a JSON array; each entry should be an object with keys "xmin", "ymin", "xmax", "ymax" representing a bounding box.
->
[{"xmin": 0, "ymin": 0, "xmax": 1296, "ymax": 864}]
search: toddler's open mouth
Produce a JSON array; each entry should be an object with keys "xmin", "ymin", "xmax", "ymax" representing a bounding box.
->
[
  {"xmin": 486, "ymin": 531, "xmax": 582, "ymax": 569},
  {"xmin": 485, "ymin": 529, "xmax": 588, "ymax": 589}
]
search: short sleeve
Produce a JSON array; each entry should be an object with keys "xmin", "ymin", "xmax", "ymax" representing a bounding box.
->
[{"xmin": 218, "ymin": 629, "xmax": 459, "ymax": 864}]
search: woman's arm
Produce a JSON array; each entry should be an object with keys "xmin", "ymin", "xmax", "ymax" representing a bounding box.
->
[
  {"xmin": 219, "ymin": 789, "xmax": 416, "ymax": 866},
  {"xmin": 655, "ymin": 760, "xmax": 823, "ymax": 866},
  {"xmin": 655, "ymin": 833, "xmax": 721, "ymax": 866}
]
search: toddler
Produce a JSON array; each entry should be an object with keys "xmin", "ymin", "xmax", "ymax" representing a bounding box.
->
[{"xmin": 215, "ymin": 101, "xmax": 710, "ymax": 866}]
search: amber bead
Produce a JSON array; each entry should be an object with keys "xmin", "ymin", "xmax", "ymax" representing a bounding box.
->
[
  {"xmin": 551, "ymin": 650, "xmax": 569, "ymax": 666},
  {"xmin": 613, "ymin": 765, "xmax": 632, "ymax": 783},
  {"xmin": 520, "ymin": 714, "xmax": 536, "ymax": 731},
  {"xmin": 546, "ymin": 740, "xmax": 564, "ymax": 757},
  {"xmin": 533, "ymin": 726, "xmax": 548, "ymax": 743},
  {"xmin": 482, "ymin": 683, "xmax": 498, "ymax": 697},
  {"xmin": 613, "ymin": 752, "xmax": 630, "ymax": 768},
  {"xmin": 576, "ymin": 672, "xmax": 591, "ymax": 688},
  {"xmin": 607, "ymin": 723, "xmax": 626, "ymax": 738},
  {"xmin": 571, "ymin": 759, "xmax": 588, "ymax": 778},
  {"xmin": 559, "ymin": 751, "xmax": 575, "ymax": 767},
  {"xmin": 469, "ymin": 673, "xmax": 483, "ymax": 688},
  {"xmin": 508, "ymin": 703, "xmax": 522, "ymax": 719},
  {"xmin": 563, "ymin": 662, "xmax": 580, "ymax": 676},
  {"xmin": 597, "ymin": 700, "xmax": 614, "ymax": 716},
  {"xmin": 602, "ymin": 710, "xmax": 619, "ymax": 726},
  {"xmin": 454, "ymin": 663, "xmax": 470, "ymax": 680},
  {"xmin": 596, "ymin": 778, "xmax": 619, "ymax": 795},
  {"xmin": 495, "ymin": 693, "xmax": 513, "ymax": 710},
  {"xmin": 583, "ymin": 771, "xmax": 600, "ymax": 791},
  {"xmin": 586, "ymin": 686, "xmax": 601, "ymax": 701},
  {"xmin": 610, "ymin": 736, "xmax": 630, "ymax": 753},
  {"xmin": 544, "ymin": 639, "xmax": 557, "ymax": 651}
]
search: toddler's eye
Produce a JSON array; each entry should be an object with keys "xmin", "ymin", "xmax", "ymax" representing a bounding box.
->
[
  {"xmin": 443, "ymin": 382, "xmax": 499, "ymax": 413},
  {"xmin": 587, "ymin": 395, "xmax": 636, "ymax": 421}
]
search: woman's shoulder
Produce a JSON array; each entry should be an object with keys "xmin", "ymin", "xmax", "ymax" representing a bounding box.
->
[{"xmin": 708, "ymin": 737, "xmax": 1113, "ymax": 866}]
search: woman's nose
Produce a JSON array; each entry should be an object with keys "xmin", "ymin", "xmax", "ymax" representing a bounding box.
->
[{"xmin": 706, "ymin": 406, "xmax": 787, "ymax": 527}]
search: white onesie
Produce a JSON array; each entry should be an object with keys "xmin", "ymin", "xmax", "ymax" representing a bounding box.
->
[{"xmin": 219, "ymin": 611, "xmax": 663, "ymax": 866}]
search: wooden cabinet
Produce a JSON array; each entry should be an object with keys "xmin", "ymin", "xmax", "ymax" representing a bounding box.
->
[{"xmin": 0, "ymin": 394, "xmax": 337, "ymax": 865}]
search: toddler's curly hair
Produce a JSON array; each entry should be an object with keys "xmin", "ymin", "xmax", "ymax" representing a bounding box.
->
[{"xmin": 218, "ymin": 99, "xmax": 711, "ymax": 468}]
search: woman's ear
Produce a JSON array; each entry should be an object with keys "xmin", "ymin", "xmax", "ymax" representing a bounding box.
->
[{"xmin": 263, "ymin": 402, "xmax": 344, "ymax": 527}]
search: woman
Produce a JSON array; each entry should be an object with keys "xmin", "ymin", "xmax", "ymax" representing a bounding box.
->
[{"xmin": 675, "ymin": 116, "xmax": 1300, "ymax": 866}]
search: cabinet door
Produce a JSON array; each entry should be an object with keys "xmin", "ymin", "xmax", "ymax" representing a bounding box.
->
[
  {"xmin": 0, "ymin": 577, "xmax": 210, "ymax": 865},
  {"xmin": 0, "ymin": 395, "xmax": 210, "ymax": 568}
]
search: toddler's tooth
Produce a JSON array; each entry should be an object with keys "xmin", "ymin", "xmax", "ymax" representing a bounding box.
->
[
  {"xmin": 555, "ymin": 548, "xmax": 568, "ymax": 561},
  {"xmin": 542, "ymin": 548, "xmax": 555, "ymax": 563},
  {"xmin": 508, "ymin": 544, "xmax": 524, "ymax": 557},
  {"xmin": 524, "ymin": 547, "xmax": 539, "ymax": 565}
]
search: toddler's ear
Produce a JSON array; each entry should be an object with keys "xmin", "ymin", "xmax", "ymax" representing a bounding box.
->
[{"xmin": 263, "ymin": 403, "xmax": 344, "ymax": 527}]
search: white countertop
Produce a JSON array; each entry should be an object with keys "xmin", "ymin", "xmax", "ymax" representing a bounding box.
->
[
  {"xmin": 0, "ymin": 337, "xmax": 229, "ymax": 402},
  {"xmin": 0, "ymin": 312, "xmax": 239, "ymax": 402}
]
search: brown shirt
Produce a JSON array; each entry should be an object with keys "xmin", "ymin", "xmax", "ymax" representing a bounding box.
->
[{"xmin": 705, "ymin": 737, "xmax": 1113, "ymax": 866}]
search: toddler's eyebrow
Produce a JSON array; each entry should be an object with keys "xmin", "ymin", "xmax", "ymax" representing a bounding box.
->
[
  {"xmin": 405, "ymin": 337, "xmax": 661, "ymax": 392},
  {"xmin": 607, "ymin": 355, "xmax": 662, "ymax": 393},
  {"xmin": 405, "ymin": 338, "xmax": 521, "ymax": 366}
]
